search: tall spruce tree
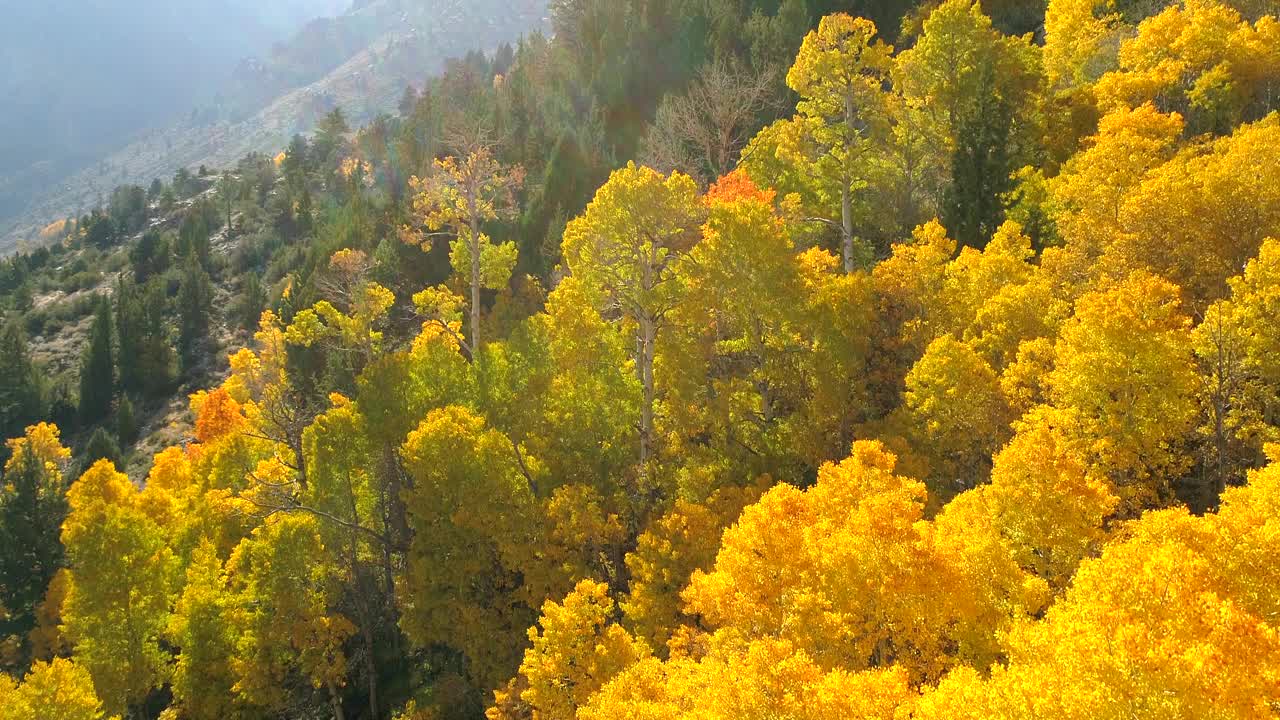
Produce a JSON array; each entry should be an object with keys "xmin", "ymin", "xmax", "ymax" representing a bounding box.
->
[
  {"xmin": 139, "ymin": 279, "xmax": 176, "ymax": 396},
  {"xmin": 943, "ymin": 60, "xmax": 1016, "ymax": 249},
  {"xmin": 177, "ymin": 256, "xmax": 213, "ymax": 374},
  {"xmin": 0, "ymin": 322, "xmax": 44, "ymax": 444},
  {"xmin": 115, "ymin": 277, "xmax": 146, "ymax": 394},
  {"xmin": 0, "ymin": 424, "xmax": 70, "ymax": 647},
  {"xmin": 77, "ymin": 297, "xmax": 115, "ymax": 424}
]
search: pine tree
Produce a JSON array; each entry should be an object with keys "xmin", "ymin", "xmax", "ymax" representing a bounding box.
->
[
  {"xmin": 81, "ymin": 428, "xmax": 122, "ymax": 469},
  {"xmin": 77, "ymin": 298, "xmax": 114, "ymax": 425},
  {"xmin": 237, "ymin": 274, "xmax": 267, "ymax": 331},
  {"xmin": 0, "ymin": 322, "xmax": 44, "ymax": 444},
  {"xmin": 114, "ymin": 277, "xmax": 145, "ymax": 394},
  {"xmin": 943, "ymin": 60, "xmax": 1015, "ymax": 249},
  {"xmin": 138, "ymin": 279, "xmax": 176, "ymax": 396},
  {"xmin": 0, "ymin": 424, "xmax": 70, "ymax": 648},
  {"xmin": 116, "ymin": 395, "xmax": 138, "ymax": 447},
  {"xmin": 177, "ymin": 256, "xmax": 213, "ymax": 374}
]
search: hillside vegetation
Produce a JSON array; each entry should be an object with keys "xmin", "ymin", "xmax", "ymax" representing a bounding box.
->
[{"xmin": 2, "ymin": 0, "xmax": 1280, "ymax": 719}]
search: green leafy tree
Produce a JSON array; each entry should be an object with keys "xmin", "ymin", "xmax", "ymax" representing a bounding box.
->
[{"xmin": 562, "ymin": 162, "xmax": 704, "ymax": 487}]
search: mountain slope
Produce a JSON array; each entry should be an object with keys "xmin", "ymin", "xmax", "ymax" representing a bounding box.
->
[
  {"xmin": 0, "ymin": 0, "xmax": 548, "ymax": 252},
  {"xmin": 0, "ymin": 1, "xmax": 348, "ymax": 230}
]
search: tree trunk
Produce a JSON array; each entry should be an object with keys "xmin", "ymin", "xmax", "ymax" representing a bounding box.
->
[
  {"xmin": 470, "ymin": 217, "xmax": 482, "ymax": 353},
  {"xmin": 842, "ymin": 180, "xmax": 855, "ymax": 273},
  {"xmin": 842, "ymin": 94, "xmax": 857, "ymax": 273},
  {"xmin": 328, "ymin": 680, "xmax": 346, "ymax": 720},
  {"xmin": 360, "ymin": 601, "xmax": 379, "ymax": 720},
  {"xmin": 639, "ymin": 313, "xmax": 656, "ymax": 484}
]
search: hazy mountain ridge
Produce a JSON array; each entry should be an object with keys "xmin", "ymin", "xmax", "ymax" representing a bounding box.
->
[
  {"xmin": 0, "ymin": 1, "xmax": 348, "ymax": 215},
  {"xmin": 1, "ymin": 0, "xmax": 548, "ymax": 253}
]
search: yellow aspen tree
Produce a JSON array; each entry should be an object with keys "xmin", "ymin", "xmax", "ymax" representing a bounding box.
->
[
  {"xmin": 561, "ymin": 163, "xmax": 704, "ymax": 493},
  {"xmin": 1095, "ymin": 0, "xmax": 1280, "ymax": 131},
  {"xmin": 870, "ymin": 219, "xmax": 956, "ymax": 407},
  {"xmin": 1046, "ymin": 103, "xmax": 1184, "ymax": 291},
  {"xmin": 941, "ymin": 406, "xmax": 1119, "ymax": 591},
  {"xmin": 0, "ymin": 657, "xmax": 116, "ymax": 720},
  {"xmin": 786, "ymin": 13, "xmax": 894, "ymax": 270},
  {"xmin": 404, "ymin": 149, "xmax": 524, "ymax": 352},
  {"xmin": 999, "ymin": 336, "xmax": 1057, "ymax": 419},
  {"xmin": 226, "ymin": 514, "xmax": 355, "ymax": 717},
  {"xmin": 684, "ymin": 441, "xmax": 979, "ymax": 682},
  {"xmin": 620, "ymin": 487, "xmax": 760, "ymax": 651},
  {"xmin": 28, "ymin": 568, "xmax": 69, "ymax": 662},
  {"xmin": 61, "ymin": 460, "xmax": 178, "ymax": 717},
  {"xmin": 789, "ymin": 245, "xmax": 876, "ymax": 467},
  {"xmin": 168, "ymin": 542, "xmax": 239, "ymax": 720},
  {"xmin": 398, "ymin": 405, "xmax": 540, "ymax": 690},
  {"xmin": 1043, "ymin": 0, "xmax": 1124, "ymax": 90},
  {"xmin": 1048, "ymin": 272, "xmax": 1199, "ymax": 509},
  {"xmin": 499, "ymin": 275, "xmax": 639, "ymax": 502},
  {"xmin": 579, "ymin": 637, "xmax": 915, "ymax": 720},
  {"xmin": 1113, "ymin": 115, "xmax": 1280, "ymax": 305},
  {"xmin": 904, "ymin": 335, "xmax": 1013, "ymax": 496},
  {"xmin": 505, "ymin": 580, "xmax": 648, "ymax": 720},
  {"xmin": 667, "ymin": 170, "xmax": 808, "ymax": 475},
  {"xmin": 1192, "ymin": 238, "xmax": 1280, "ymax": 497},
  {"xmin": 917, "ymin": 455, "xmax": 1280, "ymax": 719}
]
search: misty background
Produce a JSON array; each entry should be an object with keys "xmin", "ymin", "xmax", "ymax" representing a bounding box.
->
[{"xmin": 0, "ymin": 0, "xmax": 349, "ymax": 233}]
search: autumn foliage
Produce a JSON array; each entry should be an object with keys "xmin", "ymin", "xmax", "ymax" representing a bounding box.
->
[{"xmin": 6, "ymin": 1, "xmax": 1280, "ymax": 718}]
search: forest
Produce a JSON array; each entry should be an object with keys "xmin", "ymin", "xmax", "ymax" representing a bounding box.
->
[{"xmin": 1, "ymin": 0, "xmax": 1280, "ymax": 718}]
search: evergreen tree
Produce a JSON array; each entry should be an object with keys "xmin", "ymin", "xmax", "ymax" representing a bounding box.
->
[
  {"xmin": 81, "ymin": 427, "xmax": 123, "ymax": 468},
  {"xmin": 236, "ymin": 274, "xmax": 267, "ymax": 331},
  {"xmin": 114, "ymin": 278, "xmax": 146, "ymax": 394},
  {"xmin": 178, "ymin": 204, "xmax": 213, "ymax": 268},
  {"xmin": 128, "ymin": 230, "xmax": 168, "ymax": 283},
  {"xmin": 0, "ymin": 322, "xmax": 44, "ymax": 444},
  {"xmin": 116, "ymin": 395, "xmax": 139, "ymax": 447},
  {"xmin": 0, "ymin": 424, "xmax": 70, "ymax": 647},
  {"xmin": 77, "ymin": 298, "xmax": 114, "ymax": 425},
  {"xmin": 173, "ymin": 168, "xmax": 193, "ymax": 199},
  {"xmin": 283, "ymin": 134, "xmax": 310, "ymax": 194},
  {"xmin": 83, "ymin": 212, "xmax": 117, "ymax": 249},
  {"xmin": 47, "ymin": 381, "xmax": 78, "ymax": 434},
  {"xmin": 313, "ymin": 107, "xmax": 351, "ymax": 165},
  {"xmin": 138, "ymin": 279, "xmax": 176, "ymax": 396},
  {"xmin": 943, "ymin": 61, "xmax": 1016, "ymax": 249},
  {"xmin": 177, "ymin": 256, "xmax": 213, "ymax": 374}
]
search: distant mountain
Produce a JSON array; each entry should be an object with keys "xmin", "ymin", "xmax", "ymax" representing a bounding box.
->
[
  {"xmin": 1, "ymin": 0, "xmax": 546, "ymax": 252},
  {"xmin": 0, "ymin": 1, "xmax": 348, "ymax": 228}
]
